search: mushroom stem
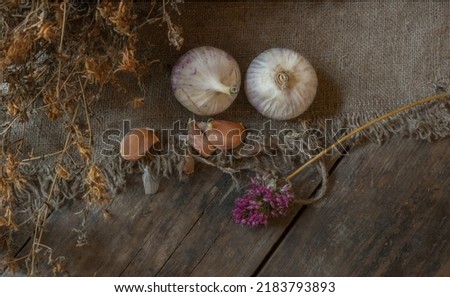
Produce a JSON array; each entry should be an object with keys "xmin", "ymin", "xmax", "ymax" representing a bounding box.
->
[{"xmin": 275, "ymin": 71, "xmax": 289, "ymax": 90}]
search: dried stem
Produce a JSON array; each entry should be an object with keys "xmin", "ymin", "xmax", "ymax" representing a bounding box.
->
[
  {"xmin": 58, "ymin": 2, "xmax": 67, "ymax": 53},
  {"xmin": 1, "ymin": 73, "xmax": 57, "ymax": 136},
  {"xmin": 286, "ymin": 92, "xmax": 450, "ymax": 181},
  {"xmin": 78, "ymin": 76, "xmax": 92, "ymax": 146},
  {"xmin": 30, "ymin": 102, "xmax": 80, "ymax": 275},
  {"xmin": 1, "ymin": 0, "xmax": 183, "ymax": 275},
  {"xmin": 21, "ymin": 150, "xmax": 63, "ymax": 162},
  {"xmin": 55, "ymin": 2, "xmax": 67, "ymax": 104}
]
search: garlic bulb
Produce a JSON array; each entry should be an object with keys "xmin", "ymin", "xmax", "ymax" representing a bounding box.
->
[
  {"xmin": 245, "ymin": 48, "xmax": 318, "ymax": 120},
  {"xmin": 171, "ymin": 46, "xmax": 241, "ymax": 116}
]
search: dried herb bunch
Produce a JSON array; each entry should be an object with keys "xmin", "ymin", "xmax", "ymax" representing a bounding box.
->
[{"xmin": 0, "ymin": 0, "xmax": 182, "ymax": 275}]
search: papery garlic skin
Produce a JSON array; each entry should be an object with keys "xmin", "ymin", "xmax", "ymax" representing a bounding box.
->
[
  {"xmin": 142, "ymin": 166, "xmax": 159, "ymax": 195},
  {"xmin": 171, "ymin": 46, "xmax": 241, "ymax": 116},
  {"xmin": 245, "ymin": 48, "xmax": 318, "ymax": 120}
]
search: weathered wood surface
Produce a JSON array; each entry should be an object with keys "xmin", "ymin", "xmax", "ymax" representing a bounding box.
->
[
  {"xmin": 148, "ymin": 157, "xmax": 340, "ymax": 277},
  {"xmin": 2, "ymin": 137, "xmax": 449, "ymax": 276},
  {"xmin": 259, "ymin": 137, "xmax": 450, "ymax": 276},
  {"xmin": 2, "ymin": 154, "xmax": 340, "ymax": 276},
  {"xmin": 6, "ymin": 165, "xmax": 230, "ymax": 276}
]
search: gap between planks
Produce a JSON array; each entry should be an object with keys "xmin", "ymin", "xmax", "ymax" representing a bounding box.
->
[
  {"xmin": 251, "ymin": 150, "xmax": 349, "ymax": 276},
  {"xmin": 256, "ymin": 137, "xmax": 450, "ymax": 276}
]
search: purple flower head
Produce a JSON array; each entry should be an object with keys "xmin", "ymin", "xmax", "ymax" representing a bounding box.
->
[{"xmin": 232, "ymin": 173, "xmax": 295, "ymax": 227}]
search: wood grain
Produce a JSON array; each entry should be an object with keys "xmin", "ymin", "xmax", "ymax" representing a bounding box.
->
[
  {"xmin": 258, "ymin": 137, "xmax": 450, "ymax": 276},
  {"xmin": 3, "ymin": 154, "xmax": 339, "ymax": 276},
  {"xmin": 154, "ymin": 157, "xmax": 341, "ymax": 277},
  {"xmin": 4, "ymin": 136, "xmax": 448, "ymax": 276},
  {"xmin": 4, "ymin": 163, "xmax": 226, "ymax": 276}
]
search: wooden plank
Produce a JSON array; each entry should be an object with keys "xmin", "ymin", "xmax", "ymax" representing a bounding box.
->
[
  {"xmin": 0, "ymin": 214, "xmax": 33, "ymax": 275},
  {"xmin": 258, "ymin": 137, "xmax": 450, "ymax": 276},
  {"xmin": 119, "ymin": 166, "xmax": 235, "ymax": 276},
  {"xmin": 151, "ymin": 155, "xmax": 342, "ymax": 277},
  {"xmin": 4, "ymin": 152, "xmax": 341, "ymax": 276},
  {"xmin": 4, "ymin": 163, "xmax": 227, "ymax": 276}
]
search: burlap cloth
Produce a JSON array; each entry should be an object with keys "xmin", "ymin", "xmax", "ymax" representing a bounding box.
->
[
  {"xmin": 102, "ymin": 1, "xmax": 449, "ymax": 129},
  {"xmin": 14, "ymin": 1, "xmax": 450, "ymax": 199},
  {"xmin": 3, "ymin": 1, "xmax": 450, "ymax": 276}
]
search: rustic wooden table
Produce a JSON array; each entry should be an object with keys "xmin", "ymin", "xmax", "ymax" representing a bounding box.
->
[{"xmin": 2, "ymin": 136, "xmax": 449, "ymax": 276}]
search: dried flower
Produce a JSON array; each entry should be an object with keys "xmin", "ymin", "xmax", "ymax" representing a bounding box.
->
[
  {"xmin": 127, "ymin": 97, "xmax": 144, "ymax": 109},
  {"xmin": 97, "ymin": 1, "xmax": 136, "ymax": 36},
  {"xmin": 168, "ymin": 24, "xmax": 184, "ymax": 51},
  {"xmin": 232, "ymin": 173, "xmax": 295, "ymax": 227},
  {"xmin": 36, "ymin": 22, "xmax": 57, "ymax": 42},
  {"xmin": 233, "ymin": 93, "xmax": 450, "ymax": 227},
  {"xmin": 162, "ymin": 3, "xmax": 184, "ymax": 50},
  {"xmin": 55, "ymin": 164, "xmax": 70, "ymax": 180},
  {"xmin": 116, "ymin": 45, "xmax": 139, "ymax": 73},
  {"xmin": 6, "ymin": 99, "xmax": 20, "ymax": 116},
  {"xmin": 5, "ymin": 33, "xmax": 33, "ymax": 64},
  {"xmin": 5, "ymin": 153, "xmax": 25, "ymax": 190},
  {"xmin": 84, "ymin": 165, "xmax": 111, "ymax": 206},
  {"xmin": 51, "ymin": 257, "xmax": 65, "ymax": 276},
  {"xmin": 76, "ymin": 141, "xmax": 92, "ymax": 162},
  {"xmin": 47, "ymin": 104, "xmax": 61, "ymax": 121},
  {"xmin": 84, "ymin": 57, "xmax": 111, "ymax": 84},
  {"xmin": 0, "ymin": 0, "xmax": 183, "ymax": 275}
]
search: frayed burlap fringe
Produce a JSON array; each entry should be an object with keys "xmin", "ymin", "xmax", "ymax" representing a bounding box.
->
[
  {"xmin": 14, "ymin": 97, "xmax": 449, "ymax": 215},
  {"xmin": 6, "ymin": 96, "xmax": 447, "ymax": 260}
]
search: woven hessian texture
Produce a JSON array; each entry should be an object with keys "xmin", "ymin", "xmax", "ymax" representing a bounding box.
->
[
  {"xmin": 13, "ymin": 2, "xmax": 448, "ymax": 157},
  {"xmin": 99, "ymin": 1, "xmax": 449, "ymax": 135},
  {"xmin": 2, "ymin": 2, "xmax": 449, "ymax": 276}
]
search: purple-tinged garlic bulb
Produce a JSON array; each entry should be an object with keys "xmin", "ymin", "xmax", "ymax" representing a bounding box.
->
[
  {"xmin": 245, "ymin": 48, "xmax": 318, "ymax": 120},
  {"xmin": 171, "ymin": 46, "xmax": 241, "ymax": 116}
]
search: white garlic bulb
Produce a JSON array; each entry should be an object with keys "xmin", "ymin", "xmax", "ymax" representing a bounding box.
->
[
  {"xmin": 245, "ymin": 48, "xmax": 318, "ymax": 120},
  {"xmin": 171, "ymin": 46, "xmax": 241, "ymax": 116}
]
